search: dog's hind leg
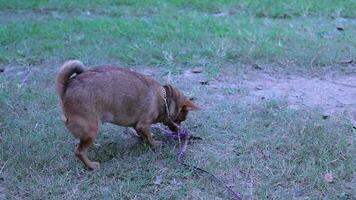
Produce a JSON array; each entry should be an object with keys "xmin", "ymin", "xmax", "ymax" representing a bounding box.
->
[
  {"xmin": 66, "ymin": 116, "xmax": 99, "ymax": 170},
  {"xmin": 75, "ymin": 137, "xmax": 99, "ymax": 170}
]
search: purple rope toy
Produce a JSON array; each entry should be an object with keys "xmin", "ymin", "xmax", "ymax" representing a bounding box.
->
[
  {"xmin": 153, "ymin": 123, "xmax": 242, "ymax": 200},
  {"xmin": 152, "ymin": 123, "xmax": 189, "ymax": 163}
]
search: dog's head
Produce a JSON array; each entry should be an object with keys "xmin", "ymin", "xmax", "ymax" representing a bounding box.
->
[{"xmin": 163, "ymin": 84, "xmax": 198, "ymax": 131}]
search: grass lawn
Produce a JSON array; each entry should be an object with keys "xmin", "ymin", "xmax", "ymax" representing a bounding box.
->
[{"xmin": 0, "ymin": 0, "xmax": 355, "ymax": 199}]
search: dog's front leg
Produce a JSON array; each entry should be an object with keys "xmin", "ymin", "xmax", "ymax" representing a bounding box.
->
[{"xmin": 135, "ymin": 124, "xmax": 161, "ymax": 146}]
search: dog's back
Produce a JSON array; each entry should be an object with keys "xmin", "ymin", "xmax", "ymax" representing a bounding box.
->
[{"xmin": 62, "ymin": 66, "xmax": 161, "ymax": 127}]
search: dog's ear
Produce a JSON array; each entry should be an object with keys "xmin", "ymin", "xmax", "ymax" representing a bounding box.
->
[
  {"xmin": 182, "ymin": 99, "xmax": 199, "ymax": 111},
  {"xmin": 163, "ymin": 84, "xmax": 199, "ymax": 111},
  {"xmin": 163, "ymin": 84, "xmax": 174, "ymax": 97}
]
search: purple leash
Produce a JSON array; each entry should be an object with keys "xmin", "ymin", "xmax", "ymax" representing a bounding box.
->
[{"xmin": 153, "ymin": 123, "xmax": 243, "ymax": 200}]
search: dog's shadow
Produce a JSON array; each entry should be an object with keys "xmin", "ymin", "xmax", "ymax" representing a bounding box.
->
[
  {"xmin": 88, "ymin": 127, "xmax": 195, "ymax": 163},
  {"xmin": 90, "ymin": 141, "xmax": 121, "ymax": 163},
  {"xmin": 89, "ymin": 128, "xmax": 169, "ymax": 163},
  {"xmin": 89, "ymin": 137, "xmax": 148, "ymax": 163}
]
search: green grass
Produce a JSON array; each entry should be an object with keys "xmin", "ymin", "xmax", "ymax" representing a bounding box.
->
[
  {"xmin": 1, "ymin": 70, "xmax": 355, "ymax": 199},
  {"xmin": 1, "ymin": 69, "xmax": 355, "ymax": 199},
  {"xmin": 1, "ymin": 0, "xmax": 355, "ymax": 17},
  {"xmin": 0, "ymin": 0, "xmax": 355, "ymax": 70},
  {"xmin": 1, "ymin": 1, "xmax": 356, "ymax": 199}
]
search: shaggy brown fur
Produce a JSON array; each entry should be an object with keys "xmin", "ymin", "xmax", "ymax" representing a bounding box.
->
[{"xmin": 55, "ymin": 60, "xmax": 198, "ymax": 170}]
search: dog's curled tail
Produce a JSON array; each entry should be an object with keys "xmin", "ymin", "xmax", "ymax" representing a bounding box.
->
[{"xmin": 55, "ymin": 60, "xmax": 85, "ymax": 100}]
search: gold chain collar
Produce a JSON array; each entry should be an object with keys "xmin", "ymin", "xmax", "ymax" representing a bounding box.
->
[{"xmin": 161, "ymin": 86, "xmax": 171, "ymax": 118}]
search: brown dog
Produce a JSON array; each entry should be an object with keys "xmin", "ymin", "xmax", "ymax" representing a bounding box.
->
[{"xmin": 55, "ymin": 60, "xmax": 198, "ymax": 170}]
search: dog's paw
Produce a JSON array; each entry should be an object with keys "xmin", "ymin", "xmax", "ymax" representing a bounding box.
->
[
  {"xmin": 128, "ymin": 128, "xmax": 141, "ymax": 137},
  {"xmin": 150, "ymin": 140, "xmax": 164, "ymax": 152},
  {"xmin": 152, "ymin": 140, "xmax": 163, "ymax": 146},
  {"xmin": 151, "ymin": 140, "xmax": 164, "ymax": 149},
  {"xmin": 87, "ymin": 161, "xmax": 100, "ymax": 170}
]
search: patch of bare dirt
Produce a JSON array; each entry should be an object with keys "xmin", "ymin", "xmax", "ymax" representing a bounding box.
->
[
  {"xmin": 178, "ymin": 69, "xmax": 356, "ymax": 125},
  {"xmin": 242, "ymin": 72, "xmax": 356, "ymax": 111}
]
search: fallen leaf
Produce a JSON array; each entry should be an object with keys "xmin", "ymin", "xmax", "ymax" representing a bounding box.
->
[
  {"xmin": 323, "ymin": 173, "xmax": 334, "ymax": 183},
  {"xmin": 322, "ymin": 115, "xmax": 329, "ymax": 119},
  {"xmin": 199, "ymin": 80, "xmax": 209, "ymax": 85},
  {"xmin": 153, "ymin": 175, "xmax": 162, "ymax": 185},
  {"xmin": 339, "ymin": 59, "xmax": 353, "ymax": 64},
  {"xmin": 191, "ymin": 67, "xmax": 203, "ymax": 73},
  {"xmin": 213, "ymin": 12, "xmax": 227, "ymax": 17},
  {"xmin": 255, "ymin": 86, "xmax": 263, "ymax": 90},
  {"xmin": 252, "ymin": 64, "xmax": 263, "ymax": 70},
  {"xmin": 189, "ymin": 96, "xmax": 197, "ymax": 101}
]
